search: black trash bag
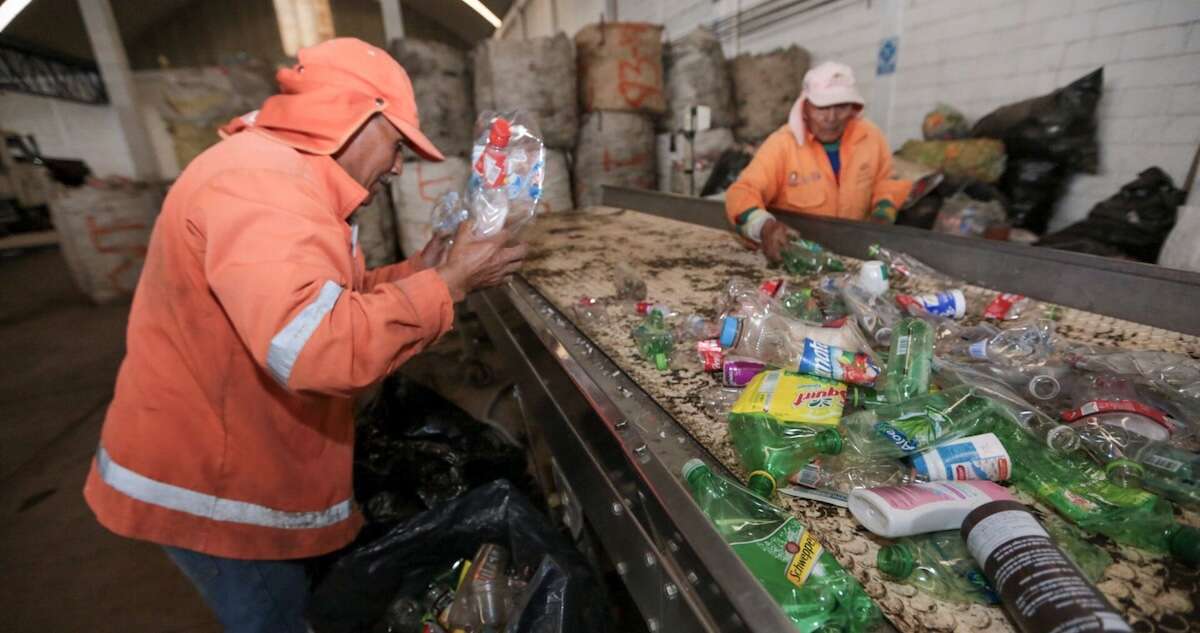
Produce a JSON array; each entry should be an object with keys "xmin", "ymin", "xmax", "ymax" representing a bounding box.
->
[
  {"xmin": 1037, "ymin": 167, "xmax": 1186, "ymax": 262},
  {"xmin": 701, "ymin": 148, "xmax": 754, "ymax": 196},
  {"xmin": 354, "ymin": 374, "xmax": 530, "ymax": 530},
  {"xmin": 972, "ymin": 68, "xmax": 1103, "ymax": 233},
  {"xmin": 308, "ymin": 480, "xmax": 607, "ymax": 633}
]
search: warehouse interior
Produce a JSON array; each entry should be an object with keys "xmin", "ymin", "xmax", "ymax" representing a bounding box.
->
[{"xmin": 1, "ymin": 1, "xmax": 1199, "ymax": 632}]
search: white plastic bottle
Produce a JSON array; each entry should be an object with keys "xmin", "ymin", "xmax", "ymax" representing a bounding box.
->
[
  {"xmin": 910, "ymin": 433, "xmax": 1012, "ymax": 482},
  {"xmin": 848, "ymin": 481, "xmax": 1013, "ymax": 538}
]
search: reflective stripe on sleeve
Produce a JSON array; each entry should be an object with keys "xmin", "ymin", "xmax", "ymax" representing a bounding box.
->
[
  {"xmin": 96, "ymin": 446, "xmax": 352, "ymax": 529},
  {"xmin": 266, "ymin": 280, "xmax": 343, "ymax": 387}
]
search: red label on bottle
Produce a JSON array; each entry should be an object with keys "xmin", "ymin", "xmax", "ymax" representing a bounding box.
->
[
  {"xmin": 894, "ymin": 294, "xmax": 925, "ymax": 315},
  {"xmin": 984, "ymin": 293, "xmax": 1024, "ymax": 320},
  {"xmin": 759, "ymin": 278, "xmax": 785, "ymax": 298},
  {"xmin": 1060, "ymin": 399, "xmax": 1173, "ymax": 432}
]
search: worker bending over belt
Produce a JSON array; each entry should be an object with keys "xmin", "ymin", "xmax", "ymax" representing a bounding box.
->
[
  {"xmin": 726, "ymin": 61, "xmax": 913, "ymax": 262},
  {"xmin": 83, "ymin": 38, "xmax": 527, "ymax": 633}
]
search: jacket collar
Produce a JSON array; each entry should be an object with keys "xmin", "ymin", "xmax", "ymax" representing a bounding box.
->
[{"xmin": 313, "ymin": 154, "xmax": 370, "ymax": 221}]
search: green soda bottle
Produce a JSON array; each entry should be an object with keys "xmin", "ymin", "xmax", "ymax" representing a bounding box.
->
[
  {"xmin": 631, "ymin": 309, "xmax": 673, "ymax": 371},
  {"xmin": 781, "ymin": 288, "xmax": 825, "ymax": 322},
  {"xmin": 846, "ymin": 385, "xmax": 888, "ymax": 409},
  {"xmin": 877, "ymin": 531, "xmax": 998, "ymax": 605},
  {"xmin": 782, "ymin": 239, "xmax": 846, "ymax": 276},
  {"xmin": 731, "ymin": 415, "xmax": 844, "ymax": 499},
  {"xmin": 986, "ymin": 418, "xmax": 1200, "ymax": 565},
  {"xmin": 881, "ymin": 318, "xmax": 934, "ymax": 403},
  {"xmin": 840, "ymin": 385, "xmax": 996, "ymax": 458},
  {"xmin": 682, "ymin": 460, "xmax": 882, "ymax": 633}
]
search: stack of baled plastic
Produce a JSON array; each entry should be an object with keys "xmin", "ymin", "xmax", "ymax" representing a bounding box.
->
[
  {"xmin": 663, "ymin": 27, "xmax": 737, "ymax": 196},
  {"xmin": 573, "ymin": 22, "xmax": 664, "ymax": 207},
  {"xmin": 731, "ymin": 45, "xmax": 811, "ymax": 144}
]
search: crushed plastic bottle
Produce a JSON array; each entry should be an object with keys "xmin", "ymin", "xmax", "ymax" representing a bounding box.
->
[
  {"xmin": 470, "ymin": 117, "xmax": 512, "ymax": 237},
  {"xmin": 880, "ymin": 317, "xmax": 934, "ymax": 402},
  {"xmin": 840, "ymin": 385, "xmax": 999, "ymax": 458},
  {"xmin": 632, "ymin": 309, "xmax": 674, "ymax": 372},
  {"xmin": 1073, "ymin": 419, "xmax": 1200, "ymax": 509},
  {"xmin": 877, "ymin": 530, "xmax": 998, "ymax": 605},
  {"xmin": 761, "ymin": 278, "xmax": 825, "ymax": 322},
  {"xmin": 1061, "ymin": 373, "xmax": 1180, "ymax": 442},
  {"xmin": 781, "ymin": 238, "xmax": 846, "ymax": 275},
  {"xmin": 789, "ymin": 452, "xmax": 913, "ymax": 493},
  {"xmin": 718, "ymin": 311, "xmax": 872, "ymax": 365},
  {"xmin": 867, "ymin": 243, "xmax": 955, "ymax": 285},
  {"xmin": 938, "ymin": 320, "xmax": 1057, "ymax": 367},
  {"xmin": 682, "ymin": 459, "xmax": 882, "ymax": 633}
]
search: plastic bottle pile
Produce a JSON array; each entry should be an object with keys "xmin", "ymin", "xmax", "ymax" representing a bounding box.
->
[{"xmin": 578, "ymin": 238, "xmax": 1200, "ymax": 632}]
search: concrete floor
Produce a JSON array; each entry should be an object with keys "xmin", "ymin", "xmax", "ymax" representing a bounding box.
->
[{"xmin": 0, "ymin": 247, "xmax": 218, "ymax": 632}]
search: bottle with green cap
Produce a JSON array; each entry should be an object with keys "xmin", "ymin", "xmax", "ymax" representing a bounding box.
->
[
  {"xmin": 876, "ymin": 531, "xmax": 998, "ymax": 605},
  {"xmin": 880, "ymin": 317, "xmax": 934, "ymax": 403},
  {"xmin": 631, "ymin": 309, "xmax": 674, "ymax": 371},
  {"xmin": 846, "ymin": 385, "xmax": 888, "ymax": 410},
  {"xmin": 840, "ymin": 385, "xmax": 997, "ymax": 459},
  {"xmin": 781, "ymin": 238, "xmax": 846, "ymax": 276},
  {"xmin": 681, "ymin": 459, "xmax": 882, "ymax": 633}
]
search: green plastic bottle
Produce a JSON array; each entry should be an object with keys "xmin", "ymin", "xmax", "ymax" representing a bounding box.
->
[
  {"xmin": 631, "ymin": 309, "xmax": 673, "ymax": 371},
  {"xmin": 846, "ymin": 385, "xmax": 888, "ymax": 410},
  {"xmin": 782, "ymin": 239, "xmax": 846, "ymax": 276},
  {"xmin": 877, "ymin": 531, "xmax": 998, "ymax": 605},
  {"xmin": 881, "ymin": 318, "xmax": 934, "ymax": 403},
  {"xmin": 839, "ymin": 385, "xmax": 997, "ymax": 458},
  {"xmin": 986, "ymin": 418, "xmax": 1200, "ymax": 565},
  {"xmin": 682, "ymin": 460, "xmax": 882, "ymax": 633},
  {"xmin": 780, "ymin": 288, "xmax": 825, "ymax": 322}
]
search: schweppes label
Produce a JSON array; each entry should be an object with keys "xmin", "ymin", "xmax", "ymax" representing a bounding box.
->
[{"xmin": 785, "ymin": 530, "xmax": 823, "ymax": 589}]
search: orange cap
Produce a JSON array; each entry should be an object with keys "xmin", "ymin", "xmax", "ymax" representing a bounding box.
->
[{"xmin": 223, "ymin": 38, "xmax": 444, "ymax": 161}]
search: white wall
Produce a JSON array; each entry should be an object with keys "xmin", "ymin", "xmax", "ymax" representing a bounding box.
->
[
  {"xmin": 502, "ymin": 0, "xmax": 1200, "ymax": 231},
  {"xmin": 0, "ymin": 92, "xmax": 138, "ymax": 179}
]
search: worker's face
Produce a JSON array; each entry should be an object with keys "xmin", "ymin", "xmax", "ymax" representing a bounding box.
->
[
  {"xmin": 336, "ymin": 114, "xmax": 406, "ymax": 206},
  {"xmin": 803, "ymin": 101, "xmax": 859, "ymax": 144}
]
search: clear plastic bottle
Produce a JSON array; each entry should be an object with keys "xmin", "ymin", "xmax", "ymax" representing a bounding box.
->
[
  {"xmin": 470, "ymin": 118, "xmax": 511, "ymax": 237},
  {"xmin": 840, "ymin": 283, "xmax": 903, "ymax": 347},
  {"xmin": 682, "ymin": 459, "xmax": 882, "ymax": 633},
  {"xmin": 1076, "ymin": 421, "xmax": 1200, "ymax": 509},
  {"xmin": 789, "ymin": 452, "xmax": 913, "ymax": 493},
  {"xmin": 877, "ymin": 530, "xmax": 998, "ymax": 605},
  {"xmin": 718, "ymin": 312, "xmax": 871, "ymax": 364},
  {"xmin": 939, "ymin": 320, "xmax": 1057, "ymax": 367},
  {"xmin": 867, "ymin": 243, "xmax": 955, "ymax": 285},
  {"xmin": 880, "ymin": 317, "xmax": 934, "ymax": 402},
  {"xmin": 1061, "ymin": 373, "xmax": 1177, "ymax": 442},
  {"xmin": 840, "ymin": 385, "xmax": 999, "ymax": 458}
]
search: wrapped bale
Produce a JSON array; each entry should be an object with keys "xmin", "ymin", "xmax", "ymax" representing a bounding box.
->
[
  {"xmin": 539, "ymin": 149, "xmax": 574, "ymax": 214},
  {"xmin": 388, "ymin": 39, "xmax": 474, "ymax": 157},
  {"xmin": 670, "ymin": 128, "xmax": 736, "ymax": 196},
  {"xmin": 390, "ymin": 158, "xmax": 470, "ymax": 257},
  {"xmin": 664, "ymin": 27, "xmax": 736, "ymax": 131},
  {"xmin": 575, "ymin": 22, "xmax": 666, "ymax": 115},
  {"xmin": 732, "ymin": 46, "xmax": 810, "ymax": 143},
  {"xmin": 48, "ymin": 180, "xmax": 165, "ymax": 304},
  {"xmin": 352, "ymin": 194, "xmax": 399, "ymax": 269},
  {"xmin": 473, "ymin": 35, "xmax": 578, "ymax": 149},
  {"xmin": 896, "ymin": 139, "xmax": 1007, "ymax": 184},
  {"xmin": 573, "ymin": 112, "xmax": 656, "ymax": 207}
]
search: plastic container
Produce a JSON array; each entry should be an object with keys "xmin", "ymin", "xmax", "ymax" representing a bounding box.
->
[
  {"xmin": 847, "ymin": 480, "xmax": 1012, "ymax": 538},
  {"xmin": 910, "ymin": 433, "xmax": 1012, "ymax": 482},
  {"xmin": 854, "ymin": 261, "xmax": 889, "ymax": 298},
  {"xmin": 896, "ymin": 290, "xmax": 967, "ymax": 319}
]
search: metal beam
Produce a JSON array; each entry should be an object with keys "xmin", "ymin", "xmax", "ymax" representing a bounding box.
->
[
  {"xmin": 380, "ymin": 0, "xmax": 405, "ymax": 42},
  {"xmin": 601, "ymin": 186, "xmax": 1200, "ymax": 336}
]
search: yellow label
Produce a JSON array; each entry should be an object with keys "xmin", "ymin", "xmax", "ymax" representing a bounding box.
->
[
  {"xmin": 785, "ymin": 530, "xmax": 823, "ymax": 588},
  {"xmin": 731, "ymin": 370, "xmax": 845, "ymax": 426}
]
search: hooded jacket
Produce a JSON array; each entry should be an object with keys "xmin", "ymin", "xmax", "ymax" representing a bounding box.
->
[{"xmin": 84, "ymin": 40, "xmax": 454, "ymax": 559}]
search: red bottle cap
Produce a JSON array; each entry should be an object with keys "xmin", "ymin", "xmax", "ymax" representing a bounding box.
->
[{"xmin": 489, "ymin": 118, "xmax": 511, "ymax": 148}]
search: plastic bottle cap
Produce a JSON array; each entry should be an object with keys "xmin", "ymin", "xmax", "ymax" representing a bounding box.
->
[
  {"xmin": 654, "ymin": 352, "xmax": 669, "ymax": 372},
  {"xmin": 876, "ymin": 544, "xmax": 915, "ymax": 579},
  {"xmin": 488, "ymin": 118, "xmax": 511, "ymax": 148},
  {"xmin": 950, "ymin": 289, "xmax": 967, "ymax": 318},
  {"xmin": 681, "ymin": 458, "xmax": 706, "ymax": 480},
  {"xmin": 747, "ymin": 470, "xmax": 776, "ymax": 498},
  {"xmin": 1169, "ymin": 525, "xmax": 1200, "ymax": 567},
  {"xmin": 719, "ymin": 316, "xmax": 741, "ymax": 349},
  {"xmin": 816, "ymin": 429, "xmax": 844, "ymax": 455}
]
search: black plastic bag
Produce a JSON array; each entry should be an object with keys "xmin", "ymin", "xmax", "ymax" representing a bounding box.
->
[
  {"xmin": 354, "ymin": 374, "xmax": 530, "ymax": 530},
  {"xmin": 1001, "ymin": 158, "xmax": 1067, "ymax": 234},
  {"xmin": 701, "ymin": 148, "xmax": 754, "ymax": 196},
  {"xmin": 1037, "ymin": 167, "xmax": 1185, "ymax": 262},
  {"xmin": 308, "ymin": 480, "xmax": 607, "ymax": 633}
]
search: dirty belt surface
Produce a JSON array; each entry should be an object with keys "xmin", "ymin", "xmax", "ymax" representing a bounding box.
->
[{"xmin": 517, "ymin": 208, "xmax": 1199, "ymax": 633}]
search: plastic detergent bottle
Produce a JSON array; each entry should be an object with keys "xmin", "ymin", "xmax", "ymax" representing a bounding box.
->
[
  {"xmin": 847, "ymin": 480, "xmax": 1012, "ymax": 538},
  {"xmin": 876, "ymin": 530, "xmax": 998, "ymax": 605},
  {"xmin": 682, "ymin": 459, "xmax": 881, "ymax": 633},
  {"xmin": 839, "ymin": 386, "xmax": 998, "ymax": 459},
  {"xmin": 727, "ymin": 370, "xmax": 845, "ymax": 498},
  {"xmin": 880, "ymin": 317, "xmax": 934, "ymax": 402}
]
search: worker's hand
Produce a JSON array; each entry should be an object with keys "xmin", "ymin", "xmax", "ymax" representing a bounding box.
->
[
  {"xmin": 868, "ymin": 200, "xmax": 898, "ymax": 224},
  {"xmin": 416, "ymin": 231, "xmax": 453, "ymax": 270},
  {"xmin": 435, "ymin": 221, "xmax": 528, "ymax": 302},
  {"xmin": 761, "ymin": 219, "xmax": 798, "ymax": 263}
]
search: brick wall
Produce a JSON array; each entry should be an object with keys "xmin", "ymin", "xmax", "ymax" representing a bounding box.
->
[{"xmin": 507, "ymin": 0, "xmax": 1200, "ymax": 231}]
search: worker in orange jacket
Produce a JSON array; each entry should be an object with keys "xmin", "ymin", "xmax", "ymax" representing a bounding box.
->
[
  {"xmin": 725, "ymin": 61, "xmax": 912, "ymax": 262},
  {"xmin": 83, "ymin": 39, "xmax": 526, "ymax": 632}
]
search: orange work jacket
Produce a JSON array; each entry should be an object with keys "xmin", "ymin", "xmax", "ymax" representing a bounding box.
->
[
  {"xmin": 725, "ymin": 118, "xmax": 912, "ymax": 231},
  {"xmin": 83, "ymin": 128, "xmax": 454, "ymax": 560}
]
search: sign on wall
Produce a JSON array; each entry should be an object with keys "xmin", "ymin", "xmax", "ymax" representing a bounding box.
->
[{"xmin": 876, "ymin": 36, "xmax": 898, "ymax": 76}]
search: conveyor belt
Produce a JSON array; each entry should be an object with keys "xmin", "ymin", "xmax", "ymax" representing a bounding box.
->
[{"xmin": 475, "ymin": 203, "xmax": 1199, "ymax": 633}]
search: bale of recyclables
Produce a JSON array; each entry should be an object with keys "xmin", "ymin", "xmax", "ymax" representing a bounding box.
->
[
  {"xmin": 539, "ymin": 149, "xmax": 574, "ymax": 214},
  {"xmin": 352, "ymin": 193, "xmax": 400, "ymax": 269},
  {"xmin": 388, "ymin": 38, "xmax": 474, "ymax": 157},
  {"xmin": 473, "ymin": 35, "xmax": 578, "ymax": 150},
  {"xmin": 48, "ymin": 180, "xmax": 165, "ymax": 304},
  {"xmin": 664, "ymin": 27, "xmax": 736, "ymax": 131},
  {"xmin": 390, "ymin": 157, "xmax": 470, "ymax": 258},
  {"xmin": 896, "ymin": 138, "xmax": 1007, "ymax": 184},
  {"xmin": 670, "ymin": 128, "xmax": 736, "ymax": 196},
  {"xmin": 573, "ymin": 111, "xmax": 657, "ymax": 208},
  {"xmin": 731, "ymin": 46, "xmax": 810, "ymax": 143},
  {"xmin": 575, "ymin": 22, "xmax": 666, "ymax": 115}
]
